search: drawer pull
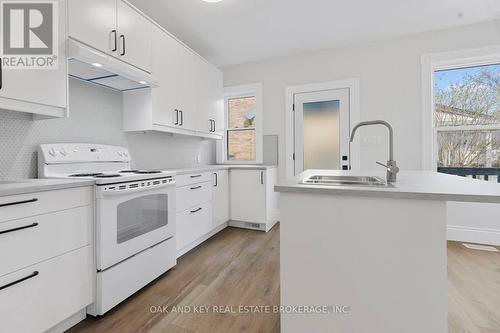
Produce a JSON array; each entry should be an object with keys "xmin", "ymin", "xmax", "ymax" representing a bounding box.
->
[
  {"xmin": 190, "ymin": 185, "xmax": 202, "ymax": 190},
  {"xmin": 0, "ymin": 198, "xmax": 38, "ymax": 208},
  {"xmin": 0, "ymin": 222, "xmax": 38, "ymax": 235},
  {"xmin": 190, "ymin": 174, "xmax": 202, "ymax": 178},
  {"xmin": 0, "ymin": 271, "xmax": 39, "ymax": 291},
  {"xmin": 190, "ymin": 207, "xmax": 202, "ymax": 214}
]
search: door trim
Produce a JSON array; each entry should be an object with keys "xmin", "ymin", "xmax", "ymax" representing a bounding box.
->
[{"xmin": 285, "ymin": 78, "xmax": 360, "ymax": 180}]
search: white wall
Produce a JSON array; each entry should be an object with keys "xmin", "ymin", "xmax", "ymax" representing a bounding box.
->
[{"xmin": 222, "ymin": 19, "xmax": 500, "ymax": 245}]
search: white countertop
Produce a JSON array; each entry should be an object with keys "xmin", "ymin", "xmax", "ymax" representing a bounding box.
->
[
  {"xmin": 275, "ymin": 169, "xmax": 500, "ymax": 203},
  {"xmin": 0, "ymin": 178, "xmax": 95, "ymax": 197},
  {"xmin": 163, "ymin": 164, "xmax": 277, "ymax": 175}
]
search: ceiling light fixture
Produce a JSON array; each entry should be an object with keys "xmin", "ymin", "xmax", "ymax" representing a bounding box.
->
[
  {"xmin": 202, "ymin": 0, "xmax": 223, "ymax": 3},
  {"xmin": 138, "ymin": 81, "xmax": 147, "ymax": 85},
  {"xmin": 92, "ymin": 62, "xmax": 103, "ymax": 68}
]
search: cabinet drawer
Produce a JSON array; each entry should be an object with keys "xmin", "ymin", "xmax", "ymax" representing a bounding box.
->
[
  {"xmin": 175, "ymin": 172, "xmax": 212, "ymax": 187},
  {"xmin": 0, "ymin": 186, "xmax": 93, "ymax": 223},
  {"xmin": 0, "ymin": 246, "xmax": 93, "ymax": 333},
  {"xmin": 0, "ymin": 206, "xmax": 93, "ymax": 277},
  {"xmin": 176, "ymin": 202, "xmax": 212, "ymax": 251},
  {"xmin": 176, "ymin": 181, "xmax": 212, "ymax": 212}
]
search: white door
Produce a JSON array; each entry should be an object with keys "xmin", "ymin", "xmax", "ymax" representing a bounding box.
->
[
  {"xmin": 212, "ymin": 170, "xmax": 229, "ymax": 227},
  {"xmin": 230, "ymin": 170, "xmax": 266, "ymax": 223},
  {"xmin": 294, "ymin": 89, "xmax": 350, "ymax": 174},
  {"xmin": 151, "ymin": 25, "xmax": 182, "ymax": 127},
  {"xmin": 68, "ymin": 0, "xmax": 118, "ymax": 56},
  {"xmin": 117, "ymin": 0, "xmax": 152, "ymax": 72}
]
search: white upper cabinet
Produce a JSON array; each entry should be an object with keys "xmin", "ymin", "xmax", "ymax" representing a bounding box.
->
[
  {"xmin": 116, "ymin": 1, "xmax": 152, "ymax": 73},
  {"xmin": 123, "ymin": 24, "xmax": 224, "ymax": 140},
  {"xmin": 68, "ymin": 0, "xmax": 152, "ymax": 73},
  {"xmin": 0, "ymin": 0, "xmax": 68, "ymax": 117},
  {"xmin": 68, "ymin": 0, "xmax": 117, "ymax": 57}
]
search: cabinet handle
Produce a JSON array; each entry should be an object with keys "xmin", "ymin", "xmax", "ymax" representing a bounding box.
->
[
  {"xmin": 111, "ymin": 30, "xmax": 117, "ymax": 52},
  {"xmin": 120, "ymin": 35, "xmax": 126, "ymax": 56},
  {"xmin": 260, "ymin": 171, "xmax": 264, "ymax": 185},
  {"xmin": 0, "ymin": 222, "xmax": 38, "ymax": 235},
  {"xmin": 179, "ymin": 110, "xmax": 183, "ymax": 126},
  {"xmin": 0, "ymin": 198, "xmax": 38, "ymax": 208},
  {"xmin": 190, "ymin": 174, "xmax": 202, "ymax": 178},
  {"xmin": 174, "ymin": 109, "xmax": 179, "ymax": 125},
  {"xmin": 214, "ymin": 172, "xmax": 218, "ymax": 187},
  {"xmin": 211, "ymin": 119, "xmax": 216, "ymax": 132},
  {"xmin": 190, "ymin": 185, "xmax": 202, "ymax": 190},
  {"xmin": 190, "ymin": 207, "xmax": 202, "ymax": 214},
  {"xmin": 0, "ymin": 271, "xmax": 39, "ymax": 291}
]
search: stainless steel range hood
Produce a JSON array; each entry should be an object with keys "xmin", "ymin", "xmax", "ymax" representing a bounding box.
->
[{"xmin": 67, "ymin": 39, "xmax": 159, "ymax": 91}]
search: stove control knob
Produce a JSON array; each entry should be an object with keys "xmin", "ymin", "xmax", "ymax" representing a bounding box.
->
[
  {"xmin": 60, "ymin": 148, "xmax": 68, "ymax": 156},
  {"xmin": 117, "ymin": 151, "xmax": 123, "ymax": 157},
  {"xmin": 123, "ymin": 152, "xmax": 129, "ymax": 158},
  {"xmin": 49, "ymin": 148, "xmax": 57, "ymax": 157}
]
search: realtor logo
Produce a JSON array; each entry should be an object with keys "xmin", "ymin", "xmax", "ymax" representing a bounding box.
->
[{"xmin": 1, "ymin": 1, "xmax": 58, "ymax": 69}]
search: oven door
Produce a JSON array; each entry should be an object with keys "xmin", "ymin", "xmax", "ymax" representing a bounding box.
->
[{"xmin": 95, "ymin": 181, "xmax": 175, "ymax": 271}]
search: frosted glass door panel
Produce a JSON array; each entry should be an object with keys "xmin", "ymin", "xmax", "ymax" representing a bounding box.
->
[{"xmin": 303, "ymin": 101, "xmax": 340, "ymax": 170}]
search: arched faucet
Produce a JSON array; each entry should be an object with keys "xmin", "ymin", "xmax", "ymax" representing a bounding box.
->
[{"xmin": 350, "ymin": 120, "xmax": 399, "ymax": 183}]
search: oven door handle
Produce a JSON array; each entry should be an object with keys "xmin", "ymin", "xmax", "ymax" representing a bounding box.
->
[{"xmin": 99, "ymin": 182, "xmax": 175, "ymax": 197}]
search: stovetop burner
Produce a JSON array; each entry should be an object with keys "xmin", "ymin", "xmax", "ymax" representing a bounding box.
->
[
  {"xmin": 70, "ymin": 173, "xmax": 104, "ymax": 177},
  {"xmin": 94, "ymin": 174, "xmax": 122, "ymax": 178},
  {"xmin": 119, "ymin": 170, "xmax": 139, "ymax": 173}
]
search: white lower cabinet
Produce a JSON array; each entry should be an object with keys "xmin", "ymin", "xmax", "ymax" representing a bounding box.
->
[
  {"xmin": 212, "ymin": 170, "xmax": 229, "ymax": 228},
  {"xmin": 0, "ymin": 186, "xmax": 94, "ymax": 333},
  {"xmin": 0, "ymin": 246, "xmax": 93, "ymax": 333},
  {"xmin": 175, "ymin": 171, "xmax": 229, "ymax": 257},
  {"xmin": 229, "ymin": 168, "xmax": 279, "ymax": 232},
  {"xmin": 176, "ymin": 202, "xmax": 212, "ymax": 253}
]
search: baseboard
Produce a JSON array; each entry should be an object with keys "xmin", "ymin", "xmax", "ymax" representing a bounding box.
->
[{"xmin": 447, "ymin": 225, "xmax": 500, "ymax": 246}]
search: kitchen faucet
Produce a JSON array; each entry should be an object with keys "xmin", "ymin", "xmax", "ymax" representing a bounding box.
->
[{"xmin": 349, "ymin": 120, "xmax": 399, "ymax": 183}]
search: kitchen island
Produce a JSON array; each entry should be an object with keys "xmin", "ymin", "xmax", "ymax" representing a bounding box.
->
[{"xmin": 275, "ymin": 170, "xmax": 500, "ymax": 333}]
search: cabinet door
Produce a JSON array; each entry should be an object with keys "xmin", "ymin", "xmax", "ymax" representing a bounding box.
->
[
  {"xmin": 196, "ymin": 59, "xmax": 224, "ymax": 134},
  {"xmin": 212, "ymin": 170, "xmax": 229, "ymax": 227},
  {"xmin": 176, "ymin": 46, "xmax": 198, "ymax": 130},
  {"xmin": 68, "ymin": 0, "xmax": 117, "ymax": 56},
  {"xmin": 117, "ymin": 0, "xmax": 152, "ymax": 72},
  {"xmin": 0, "ymin": 0, "xmax": 68, "ymax": 117},
  {"xmin": 151, "ymin": 26, "xmax": 182, "ymax": 127},
  {"xmin": 230, "ymin": 170, "xmax": 266, "ymax": 223},
  {"xmin": 176, "ymin": 202, "xmax": 212, "ymax": 252}
]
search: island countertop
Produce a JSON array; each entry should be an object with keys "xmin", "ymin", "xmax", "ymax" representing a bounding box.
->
[{"xmin": 275, "ymin": 169, "xmax": 500, "ymax": 203}]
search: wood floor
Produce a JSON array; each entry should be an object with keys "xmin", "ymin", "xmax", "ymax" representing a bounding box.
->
[{"xmin": 69, "ymin": 226, "xmax": 500, "ymax": 333}]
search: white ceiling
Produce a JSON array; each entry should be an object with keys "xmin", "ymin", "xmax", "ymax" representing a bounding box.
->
[{"xmin": 129, "ymin": 0, "xmax": 500, "ymax": 68}]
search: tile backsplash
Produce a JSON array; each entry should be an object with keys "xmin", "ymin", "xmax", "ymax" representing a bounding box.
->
[{"xmin": 0, "ymin": 78, "xmax": 215, "ymax": 179}]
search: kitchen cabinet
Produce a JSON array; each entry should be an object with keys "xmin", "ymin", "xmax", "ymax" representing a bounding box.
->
[
  {"xmin": 0, "ymin": 0, "xmax": 68, "ymax": 118},
  {"xmin": 116, "ymin": 0, "xmax": 152, "ymax": 72},
  {"xmin": 0, "ymin": 186, "xmax": 93, "ymax": 333},
  {"xmin": 123, "ymin": 25, "xmax": 223, "ymax": 139},
  {"xmin": 68, "ymin": 0, "xmax": 152, "ymax": 73},
  {"xmin": 229, "ymin": 168, "xmax": 279, "ymax": 232},
  {"xmin": 212, "ymin": 170, "xmax": 229, "ymax": 228}
]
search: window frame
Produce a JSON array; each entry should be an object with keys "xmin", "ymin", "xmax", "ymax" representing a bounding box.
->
[
  {"xmin": 421, "ymin": 45, "xmax": 500, "ymax": 170},
  {"xmin": 219, "ymin": 83, "xmax": 263, "ymax": 164}
]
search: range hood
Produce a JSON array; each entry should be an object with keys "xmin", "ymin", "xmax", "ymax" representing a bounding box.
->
[{"xmin": 67, "ymin": 39, "xmax": 159, "ymax": 91}]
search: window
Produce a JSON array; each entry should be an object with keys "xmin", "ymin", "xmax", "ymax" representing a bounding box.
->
[
  {"xmin": 433, "ymin": 63, "xmax": 500, "ymax": 181},
  {"xmin": 222, "ymin": 83, "xmax": 263, "ymax": 164},
  {"xmin": 227, "ymin": 96, "xmax": 257, "ymax": 161}
]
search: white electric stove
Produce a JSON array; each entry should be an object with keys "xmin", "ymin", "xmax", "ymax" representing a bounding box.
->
[{"xmin": 38, "ymin": 143, "xmax": 177, "ymax": 316}]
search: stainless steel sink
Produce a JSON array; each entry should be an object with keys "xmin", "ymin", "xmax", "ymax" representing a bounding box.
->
[{"xmin": 301, "ymin": 175, "xmax": 386, "ymax": 186}]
